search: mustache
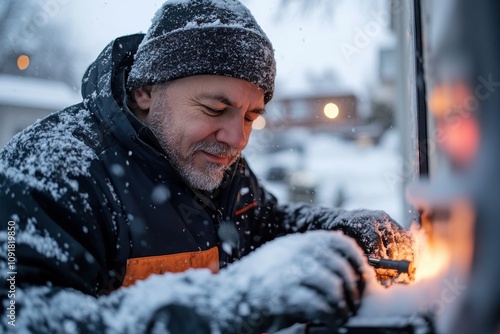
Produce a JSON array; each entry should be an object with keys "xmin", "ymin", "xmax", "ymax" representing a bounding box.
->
[{"xmin": 190, "ymin": 141, "xmax": 240, "ymax": 157}]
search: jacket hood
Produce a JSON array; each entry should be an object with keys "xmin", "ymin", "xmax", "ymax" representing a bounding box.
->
[
  {"xmin": 82, "ymin": 33, "xmax": 144, "ymax": 121},
  {"xmin": 81, "ymin": 34, "xmax": 171, "ymax": 164}
]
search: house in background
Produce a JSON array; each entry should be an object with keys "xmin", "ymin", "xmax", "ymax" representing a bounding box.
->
[
  {"xmin": 267, "ymin": 92, "xmax": 358, "ymax": 129},
  {"xmin": 0, "ymin": 74, "xmax": 81, "ymax": 148}
]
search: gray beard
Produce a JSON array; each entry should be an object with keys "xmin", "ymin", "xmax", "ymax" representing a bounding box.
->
[
  {"xmin": 147, "ymin": 99, "xmax": 239, "ymax": 191},
  {"xmin": 167, "ymin": 140, "xmax": 237, "ymax": 191}
]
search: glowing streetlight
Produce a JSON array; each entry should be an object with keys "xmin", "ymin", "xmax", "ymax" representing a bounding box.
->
[
  {"xmin": 324, "ymin": 102, "xmax": 339, "ymax": 119},
  {"xmin": 17, "ymin": 55, "xmax": 30, "ymax": 70},
  {"xmin": 252, "ymin": 115, "xmax": 266, "ymax": 130}
]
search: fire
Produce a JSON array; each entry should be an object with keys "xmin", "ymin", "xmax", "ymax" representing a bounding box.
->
[
  {"xmin": 411, "ymin": 223, "xmax": 452, "ymax": 281},
  {"xmin": 408, "ymin": 199, "xmax": 475, "ymax": 282}
]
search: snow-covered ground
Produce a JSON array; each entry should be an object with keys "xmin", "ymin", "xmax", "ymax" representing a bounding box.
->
[{"xmin": 244, "ymin": 127, "xmax": 407, "ymax": 226}]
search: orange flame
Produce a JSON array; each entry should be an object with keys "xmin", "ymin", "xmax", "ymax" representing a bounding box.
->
[
  {"xmin": 409, "ymin": 199, "xmax": 475, "ymax": 282},
  {"xmin": 411, "ymin": 223, "xmax": 452, "ymax": 282}
]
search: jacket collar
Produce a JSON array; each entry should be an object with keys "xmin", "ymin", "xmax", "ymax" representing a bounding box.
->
[{"xmin": 81, "ymin": 34, "xmax": 172, "ymax": 163}]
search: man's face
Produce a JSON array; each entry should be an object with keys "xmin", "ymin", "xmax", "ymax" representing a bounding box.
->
[{"xmin": 137, "ymin": 75, "xmax": 265, "ymax": 191}]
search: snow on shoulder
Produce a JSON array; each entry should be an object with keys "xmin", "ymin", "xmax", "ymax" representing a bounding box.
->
[{"xmin": 0, "ymin": 106, "xmax": 98, "ymax": 202}]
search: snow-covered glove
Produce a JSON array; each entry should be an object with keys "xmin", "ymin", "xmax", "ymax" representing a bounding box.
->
[
  {"xmin": 327, "ymin": 210, "xmax": 414, "ymax": 259},
  {"xmin": 282, "ymin": 205, "xmax": 415, "ymax": 283},
  {"xmin": 145, "ymin": 304, "xmax": 212, "ymax": 334},
  {"xmin": 325, "ymin": 210, "xmax": 415, "ymax": 283},
  {"xmin": 210, "ymin": 230, "xmax": 368, "ymax": 333}
]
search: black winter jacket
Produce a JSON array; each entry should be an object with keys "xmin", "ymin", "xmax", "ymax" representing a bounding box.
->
[{"xmin": 0, "ymin": 34, "xmax": 401, "ymax": 332}]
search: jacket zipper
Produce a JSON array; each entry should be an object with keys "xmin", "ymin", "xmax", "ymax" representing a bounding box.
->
[
  {"xmin": 216, "ymin": 158, "xmax": 244, "ymax": 265},
  {"xmin": 217, "ymin": 158, "xmax": 244, "ymax": 223}
]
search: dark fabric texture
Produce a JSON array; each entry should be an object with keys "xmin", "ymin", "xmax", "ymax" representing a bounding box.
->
[{"xmin": 127, "ymin": 0, "xmax": 276, "ymax": 103}]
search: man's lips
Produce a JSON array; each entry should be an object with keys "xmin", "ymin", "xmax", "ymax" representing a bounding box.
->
[{"xmin": 200, "ymin": 150, "xmax": 230, "ymax": 165}]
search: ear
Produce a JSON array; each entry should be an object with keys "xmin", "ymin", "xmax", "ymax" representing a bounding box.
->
[{"xmin": 133, "ymin": 86, "xmax": 153, "ymax": 113}]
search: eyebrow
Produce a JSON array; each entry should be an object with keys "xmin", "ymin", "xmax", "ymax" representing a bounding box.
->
[{"xmin": 200, "ymin": 93, "xmax": 266, "ymax": 115}]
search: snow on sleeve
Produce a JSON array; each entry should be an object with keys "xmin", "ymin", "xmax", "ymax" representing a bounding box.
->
[
  {"xmin": 9, "ymin": 286, "xmax": 102, "ymax": 332},
  {"xmin": 5, "ymin": 270, "xmax": 217, "ymax": 333},
  {"xmin": 279, "ymin": 202, "xmax": 341, "ymax": 232},
  {"xmin": 15, "ymin": 217, "xmax": 69, "ymax": 263},
  {"xmin": 101, "ymin": 269, "xmax": 214, "ymax": 333}
]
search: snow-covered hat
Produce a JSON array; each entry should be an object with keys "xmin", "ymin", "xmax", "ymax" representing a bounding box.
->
[{"xmin": 127, "ymin": 0, "xmax": 276, "ymax": 103}]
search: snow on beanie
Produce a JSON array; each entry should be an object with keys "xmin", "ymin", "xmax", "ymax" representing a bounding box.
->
[{"xmin": 127, "ymin": 0, "xmax": 276, "ymax": 103}]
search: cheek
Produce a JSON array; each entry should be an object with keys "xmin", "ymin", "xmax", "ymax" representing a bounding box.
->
[
  {"xmin": 181, "ymin": 117, "xmax": 219, "ymax": 146},
  {"xmin": 244, "ymin": 125, "xmax": 253, "ymax": 141}
]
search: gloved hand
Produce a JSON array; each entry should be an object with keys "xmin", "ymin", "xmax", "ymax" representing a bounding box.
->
[
  {"xmin": 209, "ymin": 230, "xmax": 368, "ymax": 333},
  {"xmin": 326, "ymin": 209, "xmax": 415, "ymax": 282},
  {"xmin": 327, "ymin": 210, "xmax": 413, "ymax": 258},
  {"xmin": 282, "ymin": 205, "xmax": 414, "ymax": 267},
  {"xmin": 146, "ymin": 304, "xmax": 213, "ymax": 334}
]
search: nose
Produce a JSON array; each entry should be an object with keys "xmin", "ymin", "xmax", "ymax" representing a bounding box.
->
[{"xmin": 215, "ymin": 114, "xmax": 248, "ymax": 151}]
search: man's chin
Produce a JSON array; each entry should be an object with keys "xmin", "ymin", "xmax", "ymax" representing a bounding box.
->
[
  {"xmin": 183, "ymin": 166, "xmax": 225, "ymax": 191},
  {"xmin": 190, "ymin": 178, "xmax": 223, "ymax": 191},
  {"xmin": 178, "ymin": 152, "xmax": 238, "ymax": 190}
]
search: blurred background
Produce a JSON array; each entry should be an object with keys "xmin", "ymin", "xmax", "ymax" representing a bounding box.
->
[{"xmin": 0, "ymin": 0, "xmax": 419, "ymax": 227}]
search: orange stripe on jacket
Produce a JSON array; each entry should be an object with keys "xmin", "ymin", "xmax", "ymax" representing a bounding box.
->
[
  {"xmin": 235, "ymin": 201, "xmax": 258, "ymax": 216},
  {"xmin": 122, "ymin": 246, "xmax": 219, "ymax": 287}
]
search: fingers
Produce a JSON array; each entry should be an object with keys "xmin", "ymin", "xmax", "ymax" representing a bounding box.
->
[
  {"xmin": 378, "ymin": 221, "xmax": 397, "ymax": 258},
  {"xmin": 357, "ymin": 214, "xmax": 414, "ymax": 261},
  {"xmin": 300, "ymin": 266, "xmax": 353, "ymax": 321},
  {"xmin": 266, "ymin": 286, "xmax": 343, "ymax": 331},
  {"xmin": 380, "ymin": 221, "xmax": 415, "ymax": 260},
  {"xmin": 290, "ymin": 231, "xmax": 367, "ymax": 330},
  {"xmin": 366, "ymin": 219, "xmax": 415, "ymax": 283},
  {"xmin": 323, "ymin": 253, "xmax": 363, "ymax": 314},
  {"xmin": 321, "ymin": 233, "xmax": 366, "ymax": 311},
  {"xmin": 344, "ymin": 210, "xmax": 413, "ymax": 260},
  {"xmin": 302, "ymin": 232, "xmax": 366, "ymax": 314},
  {"xmin": 146, "ymin": 304, "xmax": 212, "ymax": 334}
]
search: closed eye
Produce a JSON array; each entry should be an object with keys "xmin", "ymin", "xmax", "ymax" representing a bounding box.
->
[
  {"xmin": 201, "ymin": 104, "xmax": 225, "ymax": 116},
  {"xmin": 245, "ymin": 113, "xmax": 261, "ymax": 123}
]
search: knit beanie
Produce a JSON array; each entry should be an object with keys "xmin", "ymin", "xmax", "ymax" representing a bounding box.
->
[{"xmin": 127, "ymin": 0, "xmax": 276, "ymax": 103}]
